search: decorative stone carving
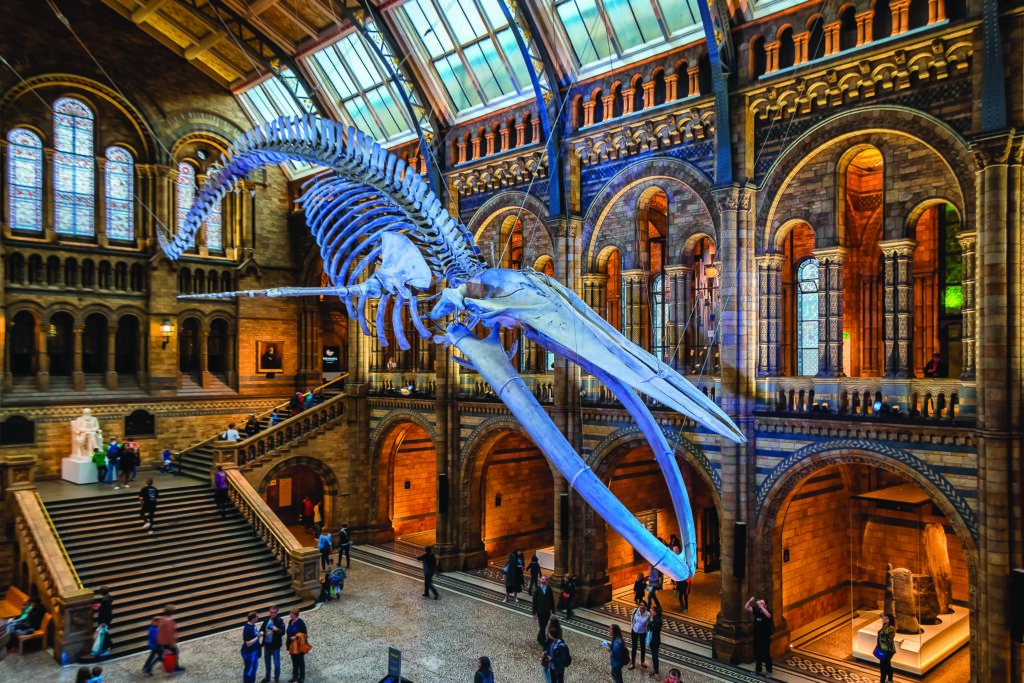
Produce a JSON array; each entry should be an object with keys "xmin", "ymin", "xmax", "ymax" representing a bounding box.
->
[
  {"xmin": 892, "ymin": 566, "xmax": 923, "ymax": 634},
  {"xmin": 924, "ymin": 522, "xmax": 954, "ymax": 614},
  {"xmin": 914, "ymin": 573, "xmax": 942, "ymax": 624}
]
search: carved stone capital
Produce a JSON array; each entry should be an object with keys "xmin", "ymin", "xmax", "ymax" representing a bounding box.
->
[
  {"xmin": 811, "ymin": 246, "xmax": 847, "ymax": 263},
  {"xmin": 756, "ymin": 253, "xmax": 785, "ymax": 269},
  {"xmin": 878, "ymin": 238, "xmax": 917, "ymax": 258},
  {"xmin": 955, "ymin": 230, "xmax": 977, "ymax": 251},
  {"xmin": 969, "ymin": 130, "xmax": 1018, "ymax": 169}
]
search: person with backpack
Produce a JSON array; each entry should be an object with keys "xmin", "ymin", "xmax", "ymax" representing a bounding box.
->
[
  {"xmin": 139, "ymin": 479, "xmax": 159, "ymax": 533},
  {"xmin": 604, "ymin": 623, "xmax": 626, "ymax": 683},
  {"xmin": 473, "ymin": 656, "xmax": 494, "ymax": 683},
  {"xmin": 541, "ymin": 618, "xmax": 570, "ymax": 683},
  {"xmin": 117, "ymin": 445, "xmax": 134, "ymax": 489},
  {"xmin": 317, "ymin": 528, "xmax": 332, "ymax": 571},
  {"xmin": 526, "ymin": 554, "xmax": 541, "ymax": 595},
  {"xmin": 501, "ymin": 549, "xmax": 522, "ymax": 604},
  {"xmin": 106, "ymin": 439, "xmax": 121, "ymax": 486},
  {"xmin": 91, "ymin": 449, "xmax": 107, "ymax": 485},
  {"xmin": 416, "ymin": 546, "xmax": 440, "ymax": 600},
  {"xmin": 141, "ymin": 616, "xmax": 162, "ymax": 675},
  {"xmin": 745, "ymin": 596, "xmax": 773, "ymax": 677}
]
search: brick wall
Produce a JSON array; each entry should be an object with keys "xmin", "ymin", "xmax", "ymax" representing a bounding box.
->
[
  {"xmin": 481, "ymin": 434, "xmax": 554, "ymax": 560},
  {"xmin": 391, "ymin": 428, "xmax": 436, "ymax": 536},
  {"xmin": 781, "ymin": 469, "xmax": 852, "ymax": 631}
]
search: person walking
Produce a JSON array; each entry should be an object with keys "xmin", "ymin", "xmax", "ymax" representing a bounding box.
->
[
  {"xmin": 312, "ymin": 502, "xmax": 323, "ymax": 538},
  {"xmin": 876, "ymin": 613, "xmax": 897, "ymax": 683},
  {"xmin": 416, "ymin": 546, "xmax": 440, "ymax": 599},
  {"xmin": 516, "ymin": 549, "xmax": 527, "ymax": 598},
  {"xmin": 473, "ymin": 656, "xmax": 494, "ymax": 683},
  {"xmin": 125, "ymin": 442, "xmax": 140, "ymax": 482},
  {"xmin": 94, "ymin": 586, "xmax": 114, "ymax": 655},
  {"xmin": 222, "ymin": 423, "xmax": 241, "ymax": 442},
  {"xmin": 604, "ymin": 623, "xmax": 627, "ymax": 683},
  {"xmin": 675, "ymin": 576, "xmax": 690, "ymax": 611},
  {"xmin": 105, "ymin": 438, "xmax": 121, "ymax": 486},
  {"xmin": 156, "ymin": 605, "xmax": 184, "ymax": 673},
  {"xmin": 317, "ymin": 528, "xmax": 332, "ymax": 571},
  {"xmin": 285, "ymin": 608, "xmax": 308, "ymax": 683},
  {"xmin": 628, "ymin": 600, "xmax": 650, "ymax": 670},
  {"xmin": 302, "ymin": 497, "xmax": 313, "ymax": 533},
  {"xmin": 260, "ymin": 606, "xmax": 285, "ymax": 683},
  {"xmin": 502, "ymin": 550, "xmax": 518, "ymax": 603},
  {"xmin": 646, "ymin": 563, "xmax": 662, "ymax": 609},
  {"xmin": 160, "ymin": 450, "xmax": 174, "ymax": 474},
  {"xmin": 647, "ymin": 603, "xmax": 663, "ymax": 679},
  {"xmin": 141, "ymin": 616, "xmax": 162, "ymax": 676},
  {"xmin": 531, "ymin": 574, "xmax": 556, "ymax": 648},
  {"xmin": 541, "ymin": 618, "xmax": 570, "ymax": 683},
  {"xmin": 633, "ymin": 573, "xmax": 646, "ymax": 605},
  {"xmin": 92, "ymin": 449, "xmax": 107, "ymax": 485},
  {"xmin": 214, "ymin": 465, "xmax": 229, "ymax": 518},
  {"xmin": 745, "ymin": 596, "xmax": 773, "ymax": 677},
  {"xmin": 241, "ymin": 611, "xmax": 262, "ymax": 683},
  {"xmin": 336, "ymin": 523, "xmax": 351, "ymax": 568},
  {"xmin": 560, "ymin": 575, "xmax": 577, "ymax": 620},
  {"xmin": 526, "ymin": 554, "xmax": 541, "ymax": 595},
  {"xmin": 117, "ymin": 445, "xmax": 134, "ymax": 489},
  {"xmin": 139, "ymin": 479, "xmax": 159, "ymax": 533}
]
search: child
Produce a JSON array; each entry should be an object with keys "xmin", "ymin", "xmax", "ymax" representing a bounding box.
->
[
  {"xmin": 141, "ymin": 616, "xmax": 162, "ymax": 675},
  {"xmin": 91, "ymin": 448, "xmax": 107, "ymax": 485},
  {"xmin": 527, "ymin": 554, "xmax": 542, "ymax": 595},
  {"xmin": 633, "ymin": 572, "xmax": 646, "ymax": 605},
  {"xmin": 89, "ymin": 666, "xmax": 103, "ymax": 682},
  {"xmin": 159, "ymin": 450, "xmax": 173, "ymax": 474}
]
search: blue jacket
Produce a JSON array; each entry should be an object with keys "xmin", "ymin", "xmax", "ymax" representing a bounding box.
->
[
  {"xmin": 547, "ymin": 639, "xmax": 570, "ymax": 674},
  {"xmin": 147, "ymin": 625, "xmax": 158, "ymax": 650},
  {"xmin": 610, "ymin": 638, "xmax": 625, "ymax": 667}
]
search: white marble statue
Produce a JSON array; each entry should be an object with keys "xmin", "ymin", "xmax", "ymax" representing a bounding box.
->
[{"xmin": 70, "ymin": 408, "xmax": 103, "ymax": 462}]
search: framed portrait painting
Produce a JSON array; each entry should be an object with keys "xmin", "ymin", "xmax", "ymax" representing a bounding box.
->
[{"xmin": 257, "ymin": 340, "xmax": 284, "ymax": 373}]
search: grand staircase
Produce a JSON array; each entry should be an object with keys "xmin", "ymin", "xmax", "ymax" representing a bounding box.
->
[{"xmin": 46, "ymin": 484, "xmax": 311, "ymax": 656}]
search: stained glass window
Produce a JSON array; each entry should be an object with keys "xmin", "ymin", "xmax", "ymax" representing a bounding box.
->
[
  {"xmin": 205, "ymin": 200, "xmax": 223, "ymax": 252},
  {"xmin": 7, "ymin": 128, "xmax": 42, "ymax": 231},
  {"xmin": 176, "ymin": 162, "xmax": 196, "ymax": 248},
  {"xmin": 105, "ymin": 146, "xmax": 133, "ymax": 241},
  {"xmin": 651, "ymin": 274, "xmax": 665, "ymax": 360},
  {"xmin": 401, "ymin": 0, "xmax": 530, "ymax": 113},
  {"xmin": 53, "ymin": 97, "xmax": 95, "ymax": 236},
  {"xmin": 796, "ymin": 258, "xmax": 820, "ymax": 376}
]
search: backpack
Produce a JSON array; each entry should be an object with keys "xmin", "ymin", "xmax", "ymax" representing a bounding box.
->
[{"xmin": 558, "ymin": 640, "xmax": 572, "ymax": 667}]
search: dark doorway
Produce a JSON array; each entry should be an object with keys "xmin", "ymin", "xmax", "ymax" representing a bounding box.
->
[
  {"xmin": 82, "ymin": 313, "xmax": 107, "ymax": 374},
  {"xmin": 208, "ymin": 318, "xmax": 228, "ymax": 374},
  {"xmin": 115, "ymin": 315, "xmax": 139, "ymax": 374},
  {"xmin": 10, "ymin": 311, "xmax": 36, "ymax": 375},
  {"xmin": 48, "ymin": 312, "xmax": 74, "ymax": 376},
  {"xmin": 702, "ymin": 507, "xmax": 721, "ymax": 572},
  {"xmin": 264, "ymin": 465, "xmax": 326, "ymax": 536},
  {"xmin": 179, "ymin": 317, "xmax": 200, "ymax": 374}
]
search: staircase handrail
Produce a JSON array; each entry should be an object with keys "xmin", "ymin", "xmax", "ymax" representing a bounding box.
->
[
  {"xmin": 224, "ymin": 469, "xmax": 321, "ymax": 600},
  {"xmin": 212, "ymin": 389, "xmax": 347, "ymax": 468},
  {"xmin": 12, "ymin": 490, "xmax": 96, "ymax": 663},
  {"xmin": 175, "ymin": 373, "xmax": 349, "ymax": 458}
]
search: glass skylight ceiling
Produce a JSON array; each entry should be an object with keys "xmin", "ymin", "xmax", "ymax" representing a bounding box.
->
[
  {"xmin": 237, "ymin": 71, "xmax": 314, "ymax": 173},
  {"xmin": 401, "ymin": 0, "xmax": 530, "ymax": 113},
  {"xmin": 554, "ymin": 0, "xmax": 699, "ymax": 68},
  {"xmin": 305, "ymin": 31, "xmax": 415, "ymax": 143}
]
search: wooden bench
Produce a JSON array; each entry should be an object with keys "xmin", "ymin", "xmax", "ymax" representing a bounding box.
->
[
  {"xmin": 0, "ymin": 586, "xmax": 28, "ymax": 620},
  {"xmin": 17, "ymin": 612, "xmax": 51, "ymax": 654}
]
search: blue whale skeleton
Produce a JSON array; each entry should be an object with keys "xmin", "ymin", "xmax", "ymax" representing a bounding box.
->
[{"xmin": 165, "ymin": 115, "xmax": 745, "ymax": 581}]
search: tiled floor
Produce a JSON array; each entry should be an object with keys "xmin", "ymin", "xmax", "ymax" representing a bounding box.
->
[{"xmin": 4, "ymin": 551, "xmax": 762, "ymax": 683}]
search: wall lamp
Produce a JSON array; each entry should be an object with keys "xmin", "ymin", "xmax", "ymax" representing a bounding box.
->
[{"xmin": 160, "ymin": 319, "xmax": 175, "ymax": 349}]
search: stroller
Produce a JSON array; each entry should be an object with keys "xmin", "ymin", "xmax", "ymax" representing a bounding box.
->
[{"xmin": 320, "ymin": 567, "xmax": 347, "ymax": 601}]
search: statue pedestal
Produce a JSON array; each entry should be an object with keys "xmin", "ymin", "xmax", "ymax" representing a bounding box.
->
[
  {"xmin": 62, "ymin": 457, "xmax": 98, "ymax": 484},
  {"xmin": 535, "ymin": 546, "xmax": 555, "ymax": 571},
  {"xmin": 853, "ymin": 606, "xmax": 969, "ymax": 674}
]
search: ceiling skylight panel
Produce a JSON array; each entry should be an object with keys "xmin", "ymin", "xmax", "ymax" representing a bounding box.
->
[
  {"xmin": 556, "ymin": 0, "xmax": 614, "ymax": 67},
  {"xmin": 663, "ymin": 1, "xmax": 698, "ymax": 35},
  {"xmin": 433, "ymin": 53, "xmax": 481, "ymax": 110},
  {"xmin": 405, "ymin": 0, "xmax": 453, "ymax": 57}
]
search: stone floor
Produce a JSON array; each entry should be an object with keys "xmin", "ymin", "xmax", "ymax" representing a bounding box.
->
[
  {"xmin": 36, "ymin": 470, "xmax": 199, "ymax": 503},
  {"xmin": 2, "ymin": 552, "xmax": 778, "ymax": 683}
]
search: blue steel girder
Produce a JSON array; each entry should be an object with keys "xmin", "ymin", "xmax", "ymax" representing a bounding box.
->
[
  {"xmin": 695, "ymin": 0, "xmax": 734, "ymax": 184},
  {"xmin": 186, "ymin": 0, "xmax": 328, "ymax": 117},
  {"xmin": 336, "ymin": 0, "xmax": 443, "ymax": 196},
  {"xmin": 498, "ymin": 0, "xmax": 564, "ymax": 218}
]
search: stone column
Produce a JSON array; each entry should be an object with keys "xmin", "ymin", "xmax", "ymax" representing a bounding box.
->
[
  {"xmin": 824, "ymin": 21, "xmax": 842, "ymax": 55},
  {"xmin": 581, "ymin": 274, "xmax": 608, "ymax": 316},
  {"xmin": 499, "ymin": 125, "xmax": 509, "ymax": 152},
  {"xmin": 755, "ymin": 255, "xmax": 784, "ymax": 377},
  {"xmin": 198, "ymin": 325, "xmax": 209, "ymax": 387},
  {"xmin": 515, "ymin": 121, "xmax": 526, "ymax": 148},
  {"xmin": 855, "ymin": 11, "xmax": 873, "ymax": 46},
  {"xmin": 956, "ymin": 231, "xmax": 976, "ymax": 379},
  {"xmin": 601, "ymin": 93, "xmax": 615, "ymax": 120},
  {"xmin": 136, "ymin": 326, "xmax": 147, "ymax": 389},
  {"xmin": 105, "ymin": 325, "xmax": 118, "ymax": 390},
  {"xmin": 664, "ymin": 265, "xmax": 692, "ymax": 373},
  {"xmin": 471, "ymin": 136, "xmax": 481, "ymax": 160},
  {"xmin": 95, "ymin": 157, "xmax": 108, "ymax": 247},
  {"xmin": 531, "ymin": 117, "xmax": 540, "ymax": 144},
  {"xmin": 665, "ymin": 74, "xmax": 679, "ymax": 101},
  {"xmin": 642, "ymin": 81, "xmax": 656, "ymax": 109},
  {"xmin": 712, "ymin": 185, "xmax": 758, "ymax": 664},
  {"xmin": 880, "ymin": 239, "xmax": 916, "ymax": 378},
  {"xmin": 72, "ymin": 324, "xmax": 84, "ymax": 392},
  {"xmin": 620, "ymin": 270, "xmax": 645, "ymax": 347},
  {"xmin": 456, "ymin": 140, "xmax": 467, "ymax": 164},
  {"xmin": 928, "ymin": 0, "xmax": 945, "ymax": 23},
  {"xmin": 687, "ymin": 66, "xmax": 700, "ymax": 96},
  {"xmin": 764, "ymin": 42, "xmax": 780, "ymax": 73},
  {"xmin": 812, "ymin": 247, "xmax": 846, "ymax": 377},
  {"xmin": 793, "ymin": 32, "xmax": 810, "ymax": 65},
  {"xmin": 621, "ymin": 90, "xmax": 635, "ymax": 117},
  {"xmin": 485, "ymin": 132, "xmax": 495, "ymax": 157},
  {"xmin": 969, "ymin": 132, "xmax": 1023, "ymax": 683},
  {"xmin": 36, "ymin": 325, "xmax": 49, "ymax": 392},
  {"xmin": 891, "ymin": 0, "xmax": 910, "ymax": 34}
]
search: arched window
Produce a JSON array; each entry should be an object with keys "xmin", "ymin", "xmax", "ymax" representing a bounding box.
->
[
  {"xmin": 7, "ymin": 129, "xmax": 43, "ymax": 231},
  {"xmin": 53, "ymin": 98, "xmax": 95, "ymax": 236},
  {"xmin": 105, "ymin": 146, "xmax": 134, "ymax": 241},
  {"xmin": 176, "ymin": 162, "xmax": 196, "ymax": 247},
  {"xmin": 796, "ymin": 258, "xmax": 820, "ymax": 376}
]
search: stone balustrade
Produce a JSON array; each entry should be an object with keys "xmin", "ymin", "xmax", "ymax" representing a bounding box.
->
[{"xmin": 223, "ymin": 469, "xmax": 320, "ymax": 600}]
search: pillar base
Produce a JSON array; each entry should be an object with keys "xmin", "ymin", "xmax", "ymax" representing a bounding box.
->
[
  {"xmin": 72, "ymin": 371, "xmax": 84, "ymax": 392},
  {"xmin": 713, "ymin": 617, "xmax": 752, "ymax": 665},
  {"xmin": 577, "ymin": 575, "xmax": 612, "ymax": 607},
  {"xmin": 105, "ymin": 371, "xmax": 117, "ymax": 391},
  {"xmin": 37, "ymin": 371, "xmax": 50, "ymax": 392}
]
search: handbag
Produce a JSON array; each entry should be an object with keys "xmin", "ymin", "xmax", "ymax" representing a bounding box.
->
[
  {"xmin": 645, "ymin": 630, "xmax": 653, "ymax": 647},
  {"xmin": 873, "ymin": 645, "xmax": 887, "ymax": 660}
]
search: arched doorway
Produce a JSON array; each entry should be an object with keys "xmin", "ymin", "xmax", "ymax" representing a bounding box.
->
[
  {"xmin": 264, "ymin": 464, "xmax": 326, "ymax": 542},
  {"xmin": 207, "ymin": 318, "xmax": 228, "ymax": 375},
  {"xmin": 599, "ymin": 443, "xmax": 719, "ymax": 622},
  {"xmin": 911, "ymin": 201, "xmax": 962, "ymax": 378},
  {"xmin": 10, "ymin": 311, "xmax": 36, "ymax": 375},
  {"xmin": 767, "ymin": 462, "xmax": 971, "ymax": 679},
  {"xmin": 479, "ymin": 432, "xmax": 554, "ymax": 564},
  {"xmin": 383, "ymin": 422, "xmax": 436, "ymax": 543},
  {"xmin": 47, "ymin": 312, "xmax": 74, "ymax": 376},
  {"xmin": 82, "ymin": 313, "xmax": 107, "ymax": 374},
  {"xmin": 115, "ymin": 315, "xmax": 139, "ymax": 375},
  {"xmin": 178, "ymin": 317, "xmax": 200, "ymax": 374}
]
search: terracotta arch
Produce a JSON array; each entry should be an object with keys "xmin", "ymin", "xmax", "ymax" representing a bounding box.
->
[
  {"xmin": 754, "ymin": 441, "xmax": 978, "ymax": 653},
  {"xmin": 368, "ymin": 414, "xmax": 438, "ymax": 540}
]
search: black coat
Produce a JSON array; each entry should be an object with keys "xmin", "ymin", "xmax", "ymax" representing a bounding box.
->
[
  {"xmin": 503, "ymin": 552, "xmax": 522, "ymax": 592},
  {"xmin": 532, "ymin": 585, "xmax": 556, "ymax": 616}
]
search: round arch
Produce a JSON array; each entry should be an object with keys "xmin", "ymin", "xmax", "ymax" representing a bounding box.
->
[
  {"xmin": 754, "ymin": 441, "xmax": 978, "ymax": 652},
  {"xmin": 258, "ymin": 456, "xmax": 341, "ymax": 533},
  {"xmin": 369, "ymin": 414, "xmax": 439, "ymax": 541}
]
